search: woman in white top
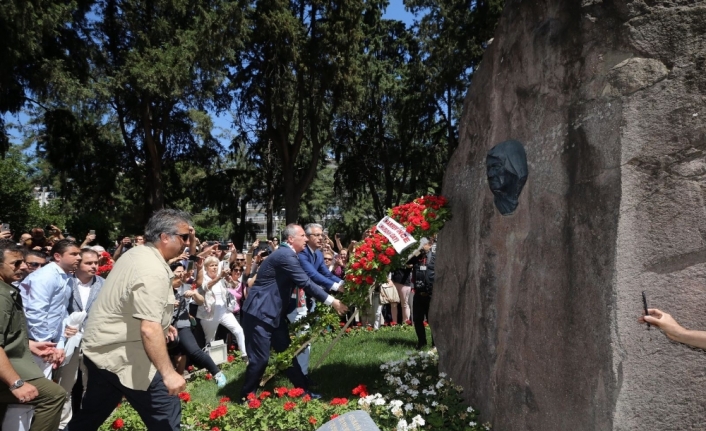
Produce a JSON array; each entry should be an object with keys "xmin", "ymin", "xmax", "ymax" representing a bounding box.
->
[{"xmin": 197, "ymin": 256, "xmax": 248, "ymax": 360}]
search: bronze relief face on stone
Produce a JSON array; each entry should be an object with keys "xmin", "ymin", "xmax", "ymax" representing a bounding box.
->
[{"xmin": 486, "ymin": 140, "xmax": 528, "ymax": 215}]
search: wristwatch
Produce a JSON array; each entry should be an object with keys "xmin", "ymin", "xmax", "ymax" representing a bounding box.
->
[{"xmin": 9, "ymin": 379, "xmax": 24, "ymax": 390}]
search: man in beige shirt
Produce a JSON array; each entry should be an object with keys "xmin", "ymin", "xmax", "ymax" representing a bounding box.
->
[{"xmin": 66, "ymin": 209, "xmax": 192, "ymax": 431}]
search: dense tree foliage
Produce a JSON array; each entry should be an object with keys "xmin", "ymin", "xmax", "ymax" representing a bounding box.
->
[{"xmin": 0, "ymin": 0, "xmax": 502, "ymax": 241}]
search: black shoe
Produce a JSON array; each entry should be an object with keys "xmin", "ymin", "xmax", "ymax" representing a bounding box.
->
[
  {"xmin": 305, "ymin": 391, "xmax": 322, "ymax": 400},
  {"xmin": 306, "ymin": 375, "xmax": 318, "ymax": 388}
]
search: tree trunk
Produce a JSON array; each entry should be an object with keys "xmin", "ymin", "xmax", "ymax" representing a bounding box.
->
[
  {"xmin": 233, "ymin": 196, "xmax": 250, "ymax": 251},
  {"xmin": 142, "ymin": 101, "xmax": 164, "ymax": 216}
]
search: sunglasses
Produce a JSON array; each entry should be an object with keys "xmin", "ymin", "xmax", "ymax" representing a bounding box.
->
[
  {"xmin": 27, "ymin": 262, "xmax": 44, "ymax": 269},
  {"xmin": 8, "ymin": 259, "xmax": 25, "ymax": 269},
  {"xmin": 173, "ymin": 233, "xmax": 190, "ymax": 242},
  {"xmin": 323, "ymin": 257, "xmax": 333, "ymax": 261},
  {"xmin": 236, "ymin": 258, "xmax": 245, "ymax": 261}
]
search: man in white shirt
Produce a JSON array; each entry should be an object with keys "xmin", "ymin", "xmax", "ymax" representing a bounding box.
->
[{"xmin": 53, "ymin": 249, "xmax": 105, "ymax": 430}]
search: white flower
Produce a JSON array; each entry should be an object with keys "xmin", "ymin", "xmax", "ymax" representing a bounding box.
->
[
  {"xmin": 424, "ymin": 407, "xmax": 430, "ymax": 414},
  {"xmin": 467, "ymin": 406, "xmax": 475, "ymax": 413},
  {"xmin": 435, "ymin": 379, "xmax": 445, "ymax": 389},
  {"xmin": 396, "ymin": 419, "xmax": 409, "ymax": 431},
  {"xmin": 406, "ymin": 389, "xmax": 419, "ymax": 397},
  {"xmin": 431, "ymin": 401, "xmax": 438, "ymax": 407},
  {"xmin": 373, "ymin": 397, "xmax": 386, "ymax": 406},
  {"xmin": 410, "ymin": 378, "xmax": 420, "ymax": 386},
  {"xmin": 389, "ymin": 400, "xmax": 403, "ymax": 409},
  {"xmin": 380, "ymin": 364, "xmax": 389, "ymax": 370},
  {"xmin": 404, "ymin": 403, "xmax": 414, "ymax": 411},
  {"xmin": 469, "ymin": 421, "xmax": 477, "ymax": 427},
  {"xmin": 439, "ymin": 372, "xmax": 447, "ymax": 378},
  {"xmin": 411, "ymin": 415, "xmax": 425, "ymax": 427}
]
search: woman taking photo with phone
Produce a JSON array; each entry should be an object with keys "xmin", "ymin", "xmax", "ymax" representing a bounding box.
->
[
  {"xmin": 197, "ymin": 256, "xmax": 248, "ymax": 361},
  {"xmin": 169, "ymin": 262, "xmax": 227, "ymax": 388}
]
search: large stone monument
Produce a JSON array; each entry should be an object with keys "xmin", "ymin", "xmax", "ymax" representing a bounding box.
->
[{"xmin": 433, "ymin": 1, "xmax": 706, "ymax": 430}]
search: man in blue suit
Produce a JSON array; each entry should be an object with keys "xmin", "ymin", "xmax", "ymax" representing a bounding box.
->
[
  {"xmin": 299, "ymin": 223, "xmax": 343, "ymax": 293},
  {"xmin": 240, "ymin": 224, "xmax": 348, "ymax": 399}
]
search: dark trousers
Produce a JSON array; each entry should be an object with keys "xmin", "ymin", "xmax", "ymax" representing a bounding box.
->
[
  {"xmin": 0, "ymin": 376, "xmax": 65, "ymax": 431},
  {"xmin": 66, "ymin": 357, "xmax": 181, "ymax": 431},
  {"xmin": 177, "ymin": 327, "xmax": 221, "ymax": 375},
  {"xmin": 413, "ymin": 293, "xmax": 431, "ymax": 347},
  {"xmin": 240, "ymin": 313, "xmax": 307, "ymax": 398}
]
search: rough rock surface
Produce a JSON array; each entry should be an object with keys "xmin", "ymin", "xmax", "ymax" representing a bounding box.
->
[{"xmin": 432, "ymin": 1, "xmax": 706, "ymax": 430}]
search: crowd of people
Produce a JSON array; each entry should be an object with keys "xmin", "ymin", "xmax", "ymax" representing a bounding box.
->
[{"xmin": 0, "ymin": 211, "xmax": 438, "ymax": 431}]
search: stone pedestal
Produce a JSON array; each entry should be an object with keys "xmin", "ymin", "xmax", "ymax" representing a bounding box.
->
[{"xmin": 432, "ymin": 1, "xmax": 706, "ymax": 430}]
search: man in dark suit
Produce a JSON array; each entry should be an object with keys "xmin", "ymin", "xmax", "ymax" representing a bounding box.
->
[{"xmin": 240, "ymin": 224, "xmax": 348, "ymax": 399}]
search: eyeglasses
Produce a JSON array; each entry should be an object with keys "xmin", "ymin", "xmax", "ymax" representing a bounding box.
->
[
  {"xmin": 236, "ymin": 258, "xmax": 245, "ymax": 262},
  {"xmin": 26, "ymin": 262, "xmax": 44, "ymax": 269},
  {"xmin": 323, "ymin": 257, "xmax": 333, "ymax": 261}
]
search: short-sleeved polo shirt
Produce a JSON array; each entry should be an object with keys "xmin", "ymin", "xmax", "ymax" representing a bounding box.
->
[
  {"xmin": 82, "ymin": 244, "xmax": 175, "ymax": 390},
  {"xmin": 0, "ymin": 280, "xmax": 43, "ymax": 381}
]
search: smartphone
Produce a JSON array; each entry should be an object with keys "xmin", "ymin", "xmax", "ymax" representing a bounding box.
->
[
  {"xmin": 89, "ymin": 229, "xmax": 96, "ymax": 235},
  {"xmin": 218, "ymin": 244, "xmax": 229, "ymax": 251},
  {"xmin": 188, "ymin": 255, "xmax": 199, "ymax": 262},
  {"xmin": 186, "ymin": 260, "xmax": 195, "ymax": 272},
  {"xmin": 1, "ymin": 223, "xmax": 9, "ymax": 232},
  {"xmin": 642, "ymin": 291, "xmax": 650, "ymax": 330}
]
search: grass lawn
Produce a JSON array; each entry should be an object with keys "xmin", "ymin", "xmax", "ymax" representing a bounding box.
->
[{"xmin": 186, "ymin": 325, "xmax": 430, "ymax": 405}]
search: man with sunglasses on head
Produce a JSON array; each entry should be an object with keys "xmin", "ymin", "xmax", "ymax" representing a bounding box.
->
[
  {"xmin": 66, "ymin": 210, "xmax": 191, "ymax": 431},
  {"xmin": 0, "ymin": 239, "xmax": 66, "ymax": 431}
]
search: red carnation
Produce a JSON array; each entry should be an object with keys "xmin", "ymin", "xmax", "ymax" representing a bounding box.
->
[
  {"xmin": 309, "ymin": 416, "xmax": 318, "ymax": 425},
  {"xmin": 178, "ymin": 392, "xmax": 191, "ymax": 402},
  {"xmin": 283, "ymin": 401, "xmax": 297, "ymax": 411},
  {"xmin": 352, "ymin": 262, "xmax": 361, "ymax": 270},
  {"xmin": 330, "ymin": 397, "xmax": 348, "ymax": 406},
  {"xmin": 246, "ymin": 393, "xmax": 256, "ymax": 401},
  {"xmin": 111, "ymin": 418, "xmax": 124, "ymax": 429},
  {"xmin": 365, "ymin": 275, "xmax": 374, "ymax": 284},
  {"xmin": 384, "ymin": 247, "xmax": 396, "ymax": 256},
  {"xmin": 219, "ymin": 396, "xmax": 231, "ymax": 404},
  {"xmin": 287, "ymin": 387, "xmax": 305, "ymax": 398},
  {"xmin": 227, "ymin": 355, "xmax": 234, "ymax": 363},
  {"xmin": 331, "ymin": 414, "xmax": 340, "ymax": 420},
  {"xmin": 248, "ymin": 399, "xmax": 261, "ymax": 409},
  {"xmin": 205, "ymin": 373, "xmax": 212, "ymax": 380},
  {"xmin": 275, "ymin": 387, "xmax": 288, "ymax": 397},
  {"xmin": 259, "ymin": 391, "xmax": 271, "ymax": 400},
  {"xmin": 406, "ymin": 225, "xmax": 415, "ymax": 233},
  {"xmin": 352, "ymin": 384, "xmax": 368, "ymax": 397},
  {"xmin": 302, "ymin": 394, "xmax": 312, "ymax": 402},
  {"xmin": 421, "ymin": 221, "xmax": 430, "ymax": 231}
]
